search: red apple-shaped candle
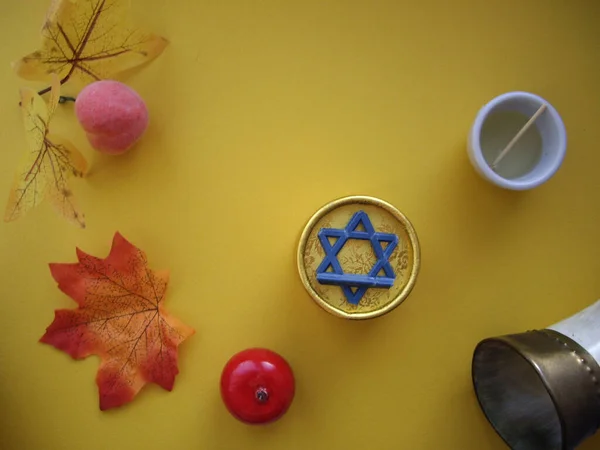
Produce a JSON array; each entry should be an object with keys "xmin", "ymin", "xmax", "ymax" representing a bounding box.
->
[
  {"xmin": 220, "ymin": 348, "xmax": 295, "ymax": 424},
  {"xmin": 75, "ymin": 80, "xmax": 149, "ymax": 155}
]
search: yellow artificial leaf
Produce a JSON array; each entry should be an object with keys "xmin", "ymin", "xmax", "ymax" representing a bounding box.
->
[
  {"xmin": 5, "ymin": 76, "xmax": 87, "ymax": 228},
  {"xmin": 46, "ymin": 72, "xmax": 61, "ymax": 116},
  {"xmin": 14, "ymin": 0, "xmax": 168, "ymax": 88}
]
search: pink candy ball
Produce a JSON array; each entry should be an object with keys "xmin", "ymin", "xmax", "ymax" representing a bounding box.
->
[{"xmin": 75, "ymin": 81, "xmax": 149, "ymax": 155}]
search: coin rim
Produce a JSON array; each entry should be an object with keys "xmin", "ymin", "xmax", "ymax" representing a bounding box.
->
[{"xmin": 297, "ymin": 195, "xmax": 421, "ymax": 320}]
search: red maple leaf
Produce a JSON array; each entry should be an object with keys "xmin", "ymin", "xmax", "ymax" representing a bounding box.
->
[{"xmin": 41, "ymin": 232, "xmax": 194, "ymax": 410}]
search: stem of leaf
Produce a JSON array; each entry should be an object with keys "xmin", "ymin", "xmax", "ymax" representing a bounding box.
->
[
  {"xmin": 37, "ymin": 85, "xmax": 52, "ymax": 96},
  {"xmin": 18, "ymin": 87, "xmax": 76, "ymax": 106},
  {"xmin": 32, "ymin": 74, "xmax": 73, "ymax": 105},
  {"xmin": 36, "ymin": 85, "xmax": 76, "ymax": 103}
]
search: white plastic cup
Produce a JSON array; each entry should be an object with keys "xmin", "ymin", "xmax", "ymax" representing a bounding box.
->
[{"xmin": 467, "ymin": 91, "xmax": 567, "ymax": 190}]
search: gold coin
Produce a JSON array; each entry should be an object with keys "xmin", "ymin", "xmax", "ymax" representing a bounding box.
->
[{"xmin": 297, "ymin": 196, "xmax": 420, "ymax": 320}]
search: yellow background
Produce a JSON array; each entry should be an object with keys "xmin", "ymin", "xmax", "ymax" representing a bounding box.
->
[{"xmin": 0, "ymin": 0, "xmax": 599, "ymax": 449}]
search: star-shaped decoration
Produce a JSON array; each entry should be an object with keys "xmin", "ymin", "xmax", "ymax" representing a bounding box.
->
[{"xmin": 316, "ymin": 211, "xmax": 398, "ymax": 304}]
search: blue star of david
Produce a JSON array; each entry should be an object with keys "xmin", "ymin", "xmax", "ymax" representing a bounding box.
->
[{"xmin": 316, "ymin": 210, "xmax": 398, "ymax": 305}]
